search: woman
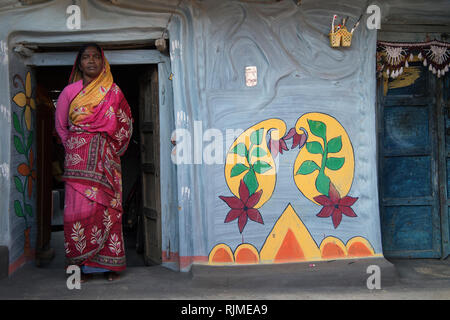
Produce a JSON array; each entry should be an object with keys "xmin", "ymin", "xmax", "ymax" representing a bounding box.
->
[{"xmin": 55, "ymin": 43, "xmax": 133, "ymax": 281}]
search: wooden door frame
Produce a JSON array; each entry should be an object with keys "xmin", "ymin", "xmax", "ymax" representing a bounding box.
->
[
  {"xmin": 25, "ymin": 47, "xmax": 173, "ymax": 265},
  {"xmin": 376, "ymin": 73, "xmax": 442, "ymax": 258},
  {"xmin": 437, "ymin": 76, "xmax": 450, "ymax": 259}
]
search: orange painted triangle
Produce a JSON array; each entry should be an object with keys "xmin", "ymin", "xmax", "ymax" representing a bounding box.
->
[{"xmin": 274, "ymin": 228, "xmax": 305, "ymax": 263}]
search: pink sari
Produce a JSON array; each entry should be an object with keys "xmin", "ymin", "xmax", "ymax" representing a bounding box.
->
[{"xmin": 62, "ymin": 83, "xmax": 133, "ymax": 271}]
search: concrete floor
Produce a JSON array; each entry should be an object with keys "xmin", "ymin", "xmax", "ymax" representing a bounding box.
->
[
  {"xmin": 1, "ymin": 231, "xmax": 450, "ymax": 299},
  {"xmin": 1, "ymin": 258, "xmax": 450, "ymax": 299}
]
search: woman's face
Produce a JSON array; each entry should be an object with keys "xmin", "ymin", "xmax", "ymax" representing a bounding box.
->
[{"xmin": 79, "ymin": 46, "xmax": 103, "ymax": 80}]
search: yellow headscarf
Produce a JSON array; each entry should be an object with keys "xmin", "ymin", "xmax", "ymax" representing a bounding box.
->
[{"xmin": 68, "ymin": 50, "xmax": 113, "ymax": 125}]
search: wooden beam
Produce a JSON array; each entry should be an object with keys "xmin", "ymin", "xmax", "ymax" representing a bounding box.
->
[{"xmin": 24, "ymin": 49, "xmax": 164, "ymax": 66}]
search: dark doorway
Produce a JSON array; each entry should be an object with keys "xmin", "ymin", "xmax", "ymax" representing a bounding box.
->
[{"xmin": 34, "ymin": 63, "xmax": 156, "ymax": 268}]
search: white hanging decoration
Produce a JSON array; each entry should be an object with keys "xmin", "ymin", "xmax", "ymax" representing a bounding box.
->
[
  {"xmin": 378, "ymin": 40, "xmax": 450, "ymax": 80},
  {"xmin": 428, "ymin": 45, "xmax": 449, "ymax": 65}
]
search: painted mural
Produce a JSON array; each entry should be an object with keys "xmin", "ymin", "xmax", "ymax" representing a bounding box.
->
[
  {"xmin": 209, "ymin": 204, "xmax": 378, "ymax": 265},
  {"xmin": 0, "ymin": 0, "xmax": 387, "ymax": 273},
  {"xmin": 11, "ymin": 71, "xmax": 36, "ymax": 259},
  {"xmin": 213, "ymin": 113, "xmax": 377, "ymax": 265}
]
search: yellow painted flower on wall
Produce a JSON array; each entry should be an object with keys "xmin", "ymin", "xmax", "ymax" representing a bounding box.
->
[{"xmin": 13, "ymin": 72, "xmax": 35, "ymax": 131}]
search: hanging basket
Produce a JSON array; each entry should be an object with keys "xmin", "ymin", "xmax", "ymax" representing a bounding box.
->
[
  {"xmin": 340, "ymin": 28, "xmax": 352, "ymax": 47},
  {"xmin": 329, "ymin": 30, "xmax": 341, "ymax": 47},
  {"xmin": 329, "ymin": 27, "xmax": 352, "ymax": 48}
]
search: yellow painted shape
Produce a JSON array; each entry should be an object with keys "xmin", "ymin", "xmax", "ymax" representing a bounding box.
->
[
  {"xmin": 293, "ymin": 113, "xmax": 354, "ymax": 204},
  {"xmin": 225, "ymin": 119, "xmax": 286, "ymax": 208},
  {"xmin": 260, "ymin": 204, "xmax": 321, "ymax": 262},
  {"xmin": 319, "ymin": 236, "xmax": 347, "ymax": 258},
  {"xmin": 208, "ymin": 243, "xmax": 234, "ymax": 265},
  {"xmin": 234, "ymin": 243, "xmax": 260, "ymax": 264}
]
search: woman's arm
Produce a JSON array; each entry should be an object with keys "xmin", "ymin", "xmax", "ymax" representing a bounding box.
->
[{"xmin": 55, "ymin": 87, "xmax": 70, "ymax": 144}]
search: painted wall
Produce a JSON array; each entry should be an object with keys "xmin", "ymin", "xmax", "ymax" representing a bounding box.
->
[{"xmin": 0, "ymin": 0, "xmax": 447, "ymax": 273}]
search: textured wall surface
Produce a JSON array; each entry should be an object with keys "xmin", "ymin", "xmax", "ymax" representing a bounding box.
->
[{"xmin": 0, "ymin": 0, "xmax": 448, "ymax": 273}]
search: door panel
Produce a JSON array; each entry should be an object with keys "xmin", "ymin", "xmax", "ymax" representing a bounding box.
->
[
  {"xmin": 383, "ymin": 106, "xmax": 430, "ymax": 154},
  {"xmin": 382, "ymin": 206, "xmax": 434, "ymax": 252},
  {"xmin": 382, "ymin": 156, "xmax": 431, "ymax": 198},
  {"xmin": 139, "ymin": 66, "xmax": 162, "ymax": 265},
  {"xmin": 378, "ymin": 62, "xmax": 442, "ymax": 258}
]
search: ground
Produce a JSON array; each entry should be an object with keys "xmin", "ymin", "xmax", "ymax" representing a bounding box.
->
[
  {"xmin": 1, "ymin": 231, "xmax": 450, "ymax": 300},
  {"xmin": 0, "ymin": 256, "xmax": 450, "ymax": 300}
]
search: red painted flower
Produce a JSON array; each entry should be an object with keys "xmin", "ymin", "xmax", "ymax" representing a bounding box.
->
[
  {"xmin": 268, "ymin": 137, "xmax": 288, "ymax": 158},
  {"xmin": 284, "ymin": 127, "xmax": 307, "ymax": 149},
  {"xmin": 314, "ymin": 182, "xmax": 358, "ymax": 229},
  {"xmin": 219, "ymin": 180, "xmax": 264, "ymax": 233}
]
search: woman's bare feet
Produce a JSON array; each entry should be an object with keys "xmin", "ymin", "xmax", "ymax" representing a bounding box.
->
[
  {"xmin": 105, "ymin": 271, "xmax": 120, "ymax": 281},
  {"xmin": 80, "ymin": 273, "xmax": 93, "ymax": 283}
]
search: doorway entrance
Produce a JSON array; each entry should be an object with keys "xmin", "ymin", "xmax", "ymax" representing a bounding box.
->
[
  {"xmin": 32, "ymin": 51, "xmax": 165, "ymax": 268},
  {"xmin": 377, "ymin": 56, "xmax": 450, "ymax": 259}
]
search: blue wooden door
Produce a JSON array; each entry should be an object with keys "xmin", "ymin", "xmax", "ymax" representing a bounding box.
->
[{"xmin": 378, "ymin": 62, "xmax": 443, "ymax": 258}]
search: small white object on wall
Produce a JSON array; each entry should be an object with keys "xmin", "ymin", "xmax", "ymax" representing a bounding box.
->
[{"xmin": 245, "ymin": 66, "xmax": 257, "ymax": 87}]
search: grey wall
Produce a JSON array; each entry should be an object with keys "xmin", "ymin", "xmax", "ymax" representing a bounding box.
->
[{"xmin": 0, "ymin": 0, "xmax": 449, "ymax": 273}]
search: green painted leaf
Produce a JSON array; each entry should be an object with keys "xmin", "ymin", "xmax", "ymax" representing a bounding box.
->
[
  {"xmin": 251, "ymin": 147, "xmax": 267, "ymax": 158},
  {"xmin": 243, "ymin": 168, "xmax": 259, "ymax": 195},
  {"xmin": 316, "ymin": 172, "xmax": 330, "ymax": 196},
  {"xmin": 327, "ymin": 136, "xmax": 342, "ymax": 153},
  {"xmin": 14, "ymin": 200, "xmax": 24, "ymax": 217},
  {"xmin": 306, "ymin": 141, "xmax": 323, "ymax": 154},
  {"xmin": 250, "ymin": 128, "xmax": 264, "ymax": 145},
  {"xmin": 308, "ymin": 119, "xmax": 327, "ymax": 140},
  {"xmin": 24, "ymin": 204, "xmax": 33, "ymax": 217},
  {"xmin": 326, "ymin": 157, "xmax": 345, "ymax": 171},
  {"xmin": 14, "ymin": 136, "xmax": 25, "ymax": 154},
  {"xmin": 296, "ymin": 160, "xmax": 320, "ymax": 175},
  {"xmin": 26, "ymin": 131, "xmax": 33, "ymax": 151},
  {"xmin": 230, "ymin": 163, "xmax": 249, "ymax": 177},
  {"xmin": 231, "ymin": 143, "xmax": 248, "ymax": 158},
  {"xmin": 253, "ymin": 160, "xmax": 272, "ymax": 174},
  {"xmin": 14, "ymin": 176, "xmax": 23, "ymax": 193},
  {"xmin": 13, "ymin": 112, "xmax": 22, "ymax": 134}
]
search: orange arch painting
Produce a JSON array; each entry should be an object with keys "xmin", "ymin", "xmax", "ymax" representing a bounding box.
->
[
  {"xmin": 346, "ymin": 237, "xmax": 375, "ymax": 257},
  {"xmin": 208, "ymin": 244, "xmax": 234, "ymax": 264},
  {"xmin": 319, "ymin": 237, "xmax": 347, "ymax": 259},
  {"xmin": 235, "ymin": 244, "xmax": 259, "ymax": 264}
]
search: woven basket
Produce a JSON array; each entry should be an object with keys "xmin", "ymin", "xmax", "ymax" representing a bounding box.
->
[
  {"xmin": 340, "ymin": 27, "xmax": 352, "ymax": 47},
  {"xmin": 329, "ymin": 27, "xmax": 353, "ymax": 48},
  {"xmin": 329, "ymin": 31, "xmax": 341, "ymax": 47}
]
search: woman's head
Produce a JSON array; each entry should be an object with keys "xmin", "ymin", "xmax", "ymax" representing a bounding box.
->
[{"xmin": 74, "ymin": 43, "xmax": 104, "ymax": 82}]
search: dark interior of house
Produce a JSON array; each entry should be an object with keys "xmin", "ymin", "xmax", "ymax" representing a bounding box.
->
[{"xmin": 34, "ymin": 64, "xmax": 149, "ymax": 268}]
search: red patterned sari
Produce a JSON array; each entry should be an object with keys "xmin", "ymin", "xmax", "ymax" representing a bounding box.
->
[{"xmin": 62, "ymin": 58, "xmax": 133, "ymax": 272}]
